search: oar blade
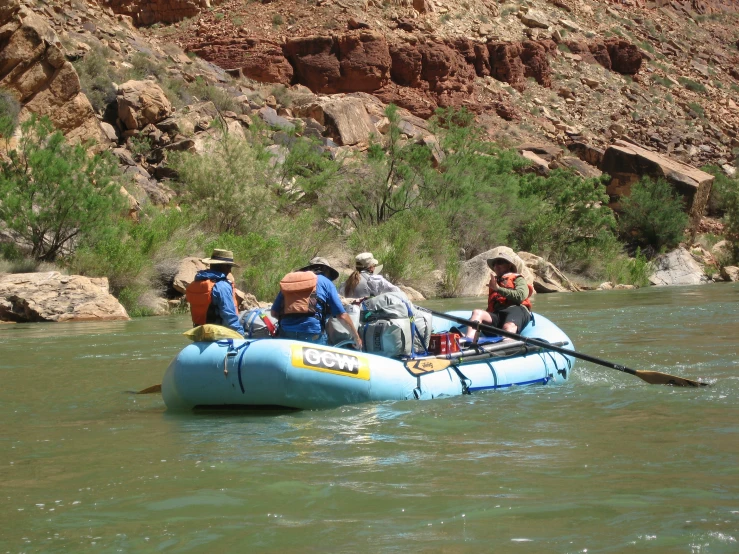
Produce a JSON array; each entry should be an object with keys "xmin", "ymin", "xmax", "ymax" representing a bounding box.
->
[
  {"xmin": 405, "ymin": 358, "xmax": 452, "ymax": 376},
  {"xmin": 635, "ymin": 370, "xmax": 707, "ymax": 387},
  {"xmin": 137, "ymin": 384, "xmax": 162, "ymax": 394}
]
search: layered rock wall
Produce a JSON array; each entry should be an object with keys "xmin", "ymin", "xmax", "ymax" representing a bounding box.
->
[
  {"xmin": 103, "ymin": 0, "xmax": 216, "ymax": 26},
  {"xmin": 187, "ymin": 31, "xmax": 640, "ymax": 118},
  {"xmin": 0, "ymin": 1, "xmax": 107, "ymax": 145}
]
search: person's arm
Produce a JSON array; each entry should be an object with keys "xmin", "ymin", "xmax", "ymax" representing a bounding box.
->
[
  {"xmin": 495, "ymin": 275, "xmax": 528, "ymax": 304},
  {"xmin": 323, "ymin": 279, "xmax": 363, "ymax": 349},
  {"xmin": 368, "ymin": 274, "xmax": 401, "ymax": 296},
  {"xmin": 337, "ymin": 312, "xmax": 362, "ymax": 350},
  {"xmin": 270, "ymin": 291, "xmax": 283, "ymax": 319},
  {"xmin": 212, "ymin": 281, "xmax": 246, "ymax": 335}
]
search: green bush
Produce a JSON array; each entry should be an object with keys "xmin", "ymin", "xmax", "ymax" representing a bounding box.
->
[
  {"xmin": 0, "ymin": 116, "xmax": 126, "ymax": 261},
  {"xmin": 678, "ymin": 77, "xmax": 707, "ymax": 93},
  {"xmin": 169, "ymin": 128, "xmax": 273, "ymax": 235},
  {"xmin": 704, "ymin": 168, "xmax": 739, "ymax": 263},
  {"xmin": 514, "ymin": 170, "xmax": 617, "ymax": 269},
  {"xmin": 72, "ymin": 45, "xmax": 119, "ymax": 114},
  {"xmin": 347, "ymin": 209, "xmax": 457, "ymax": 297},
  {"xmin": 618, "ymin": 177, "xmax": 689, "ymax": 253},
  {"xmin": 188, "ymin": 77, "xmax": 239, "ymax": 113},
  {"xmin": 0, "ymin": 88, "xmax": 20, "ymax": 138}
]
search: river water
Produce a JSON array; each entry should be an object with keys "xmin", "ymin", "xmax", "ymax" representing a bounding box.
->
[{"xmin": 1, "ymin": 284, "xmax": 738, "ymax": 553}]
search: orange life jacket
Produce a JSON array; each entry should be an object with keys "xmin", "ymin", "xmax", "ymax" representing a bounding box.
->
[
  {"xmin": 278, "ymin": 271, "xmax": 327, "ymax": 325},
  {"xmin": 487, "ymin": 273, "xmax": 533, "ymax": 312},
  {"xmin": 279, "ymin": 271, "xmax": 319, "ymax": 316},
  {"xmin": 185, "ymin": 277, "xmax": 239, "ymax": 326}
]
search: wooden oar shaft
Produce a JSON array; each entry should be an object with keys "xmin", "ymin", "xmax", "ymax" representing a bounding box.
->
[{"xmin": 417, "ymin": 307, "xmax": 707, "ymax": 387}]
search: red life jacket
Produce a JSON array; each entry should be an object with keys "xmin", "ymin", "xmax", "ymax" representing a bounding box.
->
[
  {"xmin": 487, "ymin": 273, "xmax": 533, "ymax": 312},
  {"xmin": 185, "ymin": 277, "xmax": 239, "ymax": 326}
]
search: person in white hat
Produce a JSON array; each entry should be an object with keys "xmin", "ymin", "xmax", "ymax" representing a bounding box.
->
[
  {"xmin": 463, "ymin": 250, "xmax": 532, "ymax": 342},
  {"xmin": 340, "ymin": 252, "xmax": 401, "ymax": 299},
  {"xmin": 185, "ymin": 248, "xmax": 245, "ymax": 335},
  {"xmin": 271, "ymin": 257, "xmax": 362, "ymax": 348}
]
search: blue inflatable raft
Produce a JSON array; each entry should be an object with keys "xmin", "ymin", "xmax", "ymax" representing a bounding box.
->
[{"xmin": 162, "ymin": 311, "xmax": 575, "ymax": 411}]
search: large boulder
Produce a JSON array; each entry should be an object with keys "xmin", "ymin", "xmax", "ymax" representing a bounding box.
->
[
  {"xmin": 458, "ymin": 247, "xmax": 534, "ymax": 297},
  {"xmin": 518, "ymin": 252, "xmax": 581, "ymax": 293},
  {"xmin": 172, "ymin": 257, "xmax": 206, "ymax": 294},
  {"xmin": 294, "ymin": 96, "xmax": 375, "ymax": 146},
  {"xmin": 649, "ymin": 247, "xmax": 708, "ymax": 286},
  {"xmin": 0, "ymin": 272, "xmax": 129, "ymax": 322},
  {"xmin": 600, "ymin": 140, "xmax": 714, "ymax": 237},
  {"xmin": 117, "ymin": 80, "xmax": 173, "ymax": 131}
]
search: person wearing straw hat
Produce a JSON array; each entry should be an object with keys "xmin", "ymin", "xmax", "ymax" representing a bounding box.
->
[
  {"xmin": 185, "ymin": 248, "xmax": 245, "ymax": 336},
  {"xmin": 271, "ymin": 257, "xmax": 362, "ymax": 348},
  {"xmin": 340, "ymin": 252, "xmax": 401, "ymax": 300},
  {"xmin": 463, "ymin": 250, "xmax": 532, "ymax": 342}
]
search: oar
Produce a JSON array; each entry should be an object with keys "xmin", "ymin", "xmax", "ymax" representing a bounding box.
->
[
  {"xmin": 137, "ymin": 384, "xmax": 161, "ymax": 394},
  {"xmin": 415, "ymin": 306, "xmax": 708, "ymax": 387},
  {"xmin": 404, "ymin": 340, "xmax": 568, "ymax": 376}
]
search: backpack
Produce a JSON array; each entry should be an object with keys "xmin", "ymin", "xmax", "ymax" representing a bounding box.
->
[
  {"xmin": 239, "ymin": 307, "xmax": 279, "ymax": 338},
  {"xmin": 326, "ymin": 303, "xmax": 361, "ymax": 345},
  {"xmin": 360, "ymin": 292, "xmax": 430, "ymax": 357}
]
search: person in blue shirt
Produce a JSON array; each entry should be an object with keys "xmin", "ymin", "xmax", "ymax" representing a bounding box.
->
[
  {"xmin": 271, "ymin": 257, "xmax": 362, "ymax": 348},
  {"xmin": 185, "ymin": 248, "xmax": 246, "ymax": 336}
]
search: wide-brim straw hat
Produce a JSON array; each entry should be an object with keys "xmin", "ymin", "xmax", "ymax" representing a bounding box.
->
[
  {"xmin": 486, "ymin": 251, "xmax": 519, "ymax": 273},
  {"xmin": 298, "ymin": 256, "xmax": 340, "ymax": 282},
  {"xmin": 355, "ymin": 252, "xmax": 383, "ymax": 275},
  {"xmin": 202, "ymin": 248, "xmax": 240, "ymax": 267}
]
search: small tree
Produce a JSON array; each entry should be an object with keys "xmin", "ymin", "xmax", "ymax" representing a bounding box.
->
[
  {"xmin": 0, "ymin": 116, "xmax": 125, "ymax": 261},
  {"xmin": 0, "ymin": 88, "xmax": 20, "ymax": 139},
  {"xmin": 618, "ymin": 177, "xmax": 689, "ymax": 253}
]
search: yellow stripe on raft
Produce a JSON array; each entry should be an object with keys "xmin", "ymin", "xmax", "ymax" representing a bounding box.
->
[{"xmin": 290, "ymin": 344, "xmax": 371, "ymax": 380}]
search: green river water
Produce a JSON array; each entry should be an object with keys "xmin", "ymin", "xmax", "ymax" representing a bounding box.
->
[{"xmin": 1, "ymin": 284, "xmax": 738, "ymax": 553}]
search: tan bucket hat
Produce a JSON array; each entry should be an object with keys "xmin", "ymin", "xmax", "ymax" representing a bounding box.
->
[
  {"xmin": 298, "ymin": 256, "xmax": 340, "ymax": 282},
  {"xmin": 486, "ymin": 249, "xmax": 520, "ymax": 273},
  {"xmin": 355, "ymin": 252, "xmax": 383, "ymax": 274},
  {"xmin": 201, "ymin": 248, "xmax": 240, "ymax": 267}
]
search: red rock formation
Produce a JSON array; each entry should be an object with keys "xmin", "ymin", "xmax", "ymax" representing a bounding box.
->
[
  {"xmin": 103, "ymin": 0, "xmax": 203, "ymax": 26},
  {"xmin": 284, "ymin": 31, "xmax": 390, "ymax": 94},
  {"xmin": 283, "ymin": 36, "xmax": 340, "ymax": 93},
  {"xmin": 388, "ymin": 42, "xmax": 424, "ymax": 87},
  {"xmin": 521, "ymin": 41, "xmax": 552, "ymax": 88},
  {"xmin": 604, "ymin": 38, "xmax": 643, "ymax": 75},
  {"xmin": 241, "ymin": 40, "xmax": 294, "ymax": 85},
  {"xmin": 336, "ymin": 31, "xmax": 391, "ymax": 92},
  {"xmin": 488, "ymin": 42, "xmax": 526, "ymax": 91}
]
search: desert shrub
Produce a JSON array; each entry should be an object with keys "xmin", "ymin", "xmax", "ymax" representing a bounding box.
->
[
  {"xmin": 169, "ymin": 128, "xmax": 273, "ymax": 235},
  {"xmin": 602, "ymin": 245, "xmax": 652, "ymax": 287},
  {"xmin": 68, "ymin": 207, "xmax": 198, "ymax": 307},
  {"xmin": 273, "ymin": 137, "xmax": 340, "ymax": 211},
  {"xmin": 199, "ymin": 211, "xmax": 336, "ymax": 301},
  {"xmin": 514, "ymin": 169, "xmax": 617, "ymax": 269},
  {"xmin": 678, "ymin": 77, "xmax": 707, "ymax": 93},
  {"xmin": 0, "ymin": 116, "xmax": 126, "ymax": 261},
  {"xmin": 705, "ymin": 169, "xmax": 739, "ymax": 263},
  {"xmin": 73, "ymin": 45, "xmax": 119, "ymax": 114},
  {"xmin": 651, "ymin": 75, "xmax": 673, "ymax": 88},
  {"xmin": 347, "ymin": 209, "xmax": 457, "ymax": 297},
  {"xmin": 618, "ymin": 177, "xmax": 689, "ymax": 253},
  {"xmin": 188, "ymin": 77, "xmax": 239, "ymax": 113},
  {"xmin": 0, "ymin": 88, "xmax": 20, "ymax": 138}
]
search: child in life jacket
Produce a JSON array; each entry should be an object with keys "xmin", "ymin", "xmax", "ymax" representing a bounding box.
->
[{"xmin": 464, "ymin": 250, "xmax": 532, "ymax": 342}]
